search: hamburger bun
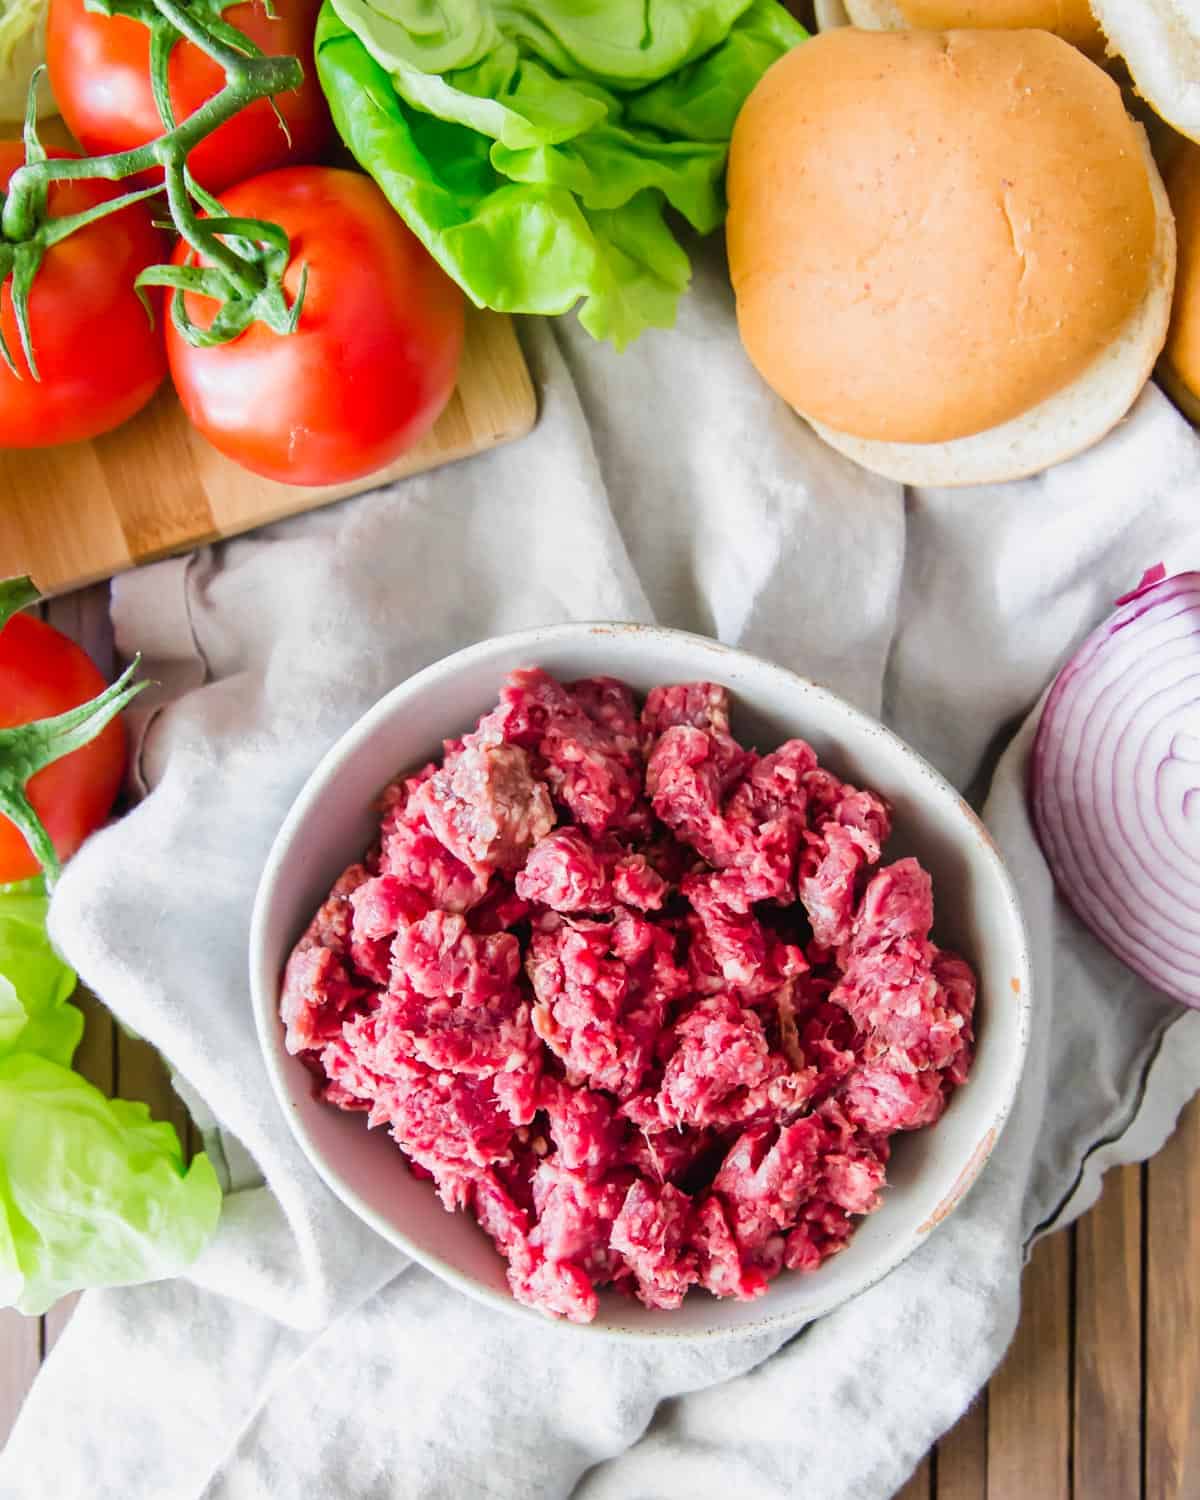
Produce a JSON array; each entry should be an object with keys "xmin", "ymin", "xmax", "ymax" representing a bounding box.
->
[
  {"xmin": 726, "ymin": 28, "xmax": 1174, "ymax": 486},
  {"xmin": 1160, "ymin": 137, "xmax": 1200, "ymax": 424},
  {"xmin": 829, "ymin": 0, "xmax": 1106, "ymax": 55},
  {"xmin": 1089, "ymin": 0, "xmax": 1200, "ymax": 146}
]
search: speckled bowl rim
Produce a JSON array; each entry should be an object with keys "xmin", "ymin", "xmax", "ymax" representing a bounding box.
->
[{"xmin": 250, "ymin": 622, "xmax": 1033, "ymax": 1342}]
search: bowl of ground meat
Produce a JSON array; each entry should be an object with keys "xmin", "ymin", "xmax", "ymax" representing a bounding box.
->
[{"xmin": 250, "ymin": 623, "xmax": 1031, "ymax": 1337}]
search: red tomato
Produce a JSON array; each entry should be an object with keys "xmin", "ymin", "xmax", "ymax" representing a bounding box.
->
[
  {"xmin": 0, "ymin": 612, "xmax": 128, "ymax": 883},
  {"xmin": 0, "ymin": 144, "xmax": 167, "ymax": 448},
  {"xmin": 165, "ymin": 167, "xmax": 465, "ymax": 485},
  {"xmin": 47, "ymin": 0, "xmax": 333, "ymax": 193}
]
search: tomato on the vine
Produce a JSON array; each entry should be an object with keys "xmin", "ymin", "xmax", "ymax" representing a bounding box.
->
[
  {"xmin": 165, "ymin": 166, "xmax": 466, "ymax": 486},
  {"xmin": 0, "ymin": 610, "xmax": 129, "ymax": 884},
  {"xmin": 0, "ymin": 144, "xmax": 166, "ymax": 448},
  {"xmin": 47, "ymin": 0, "xmax": 334, "ymax": 193}
]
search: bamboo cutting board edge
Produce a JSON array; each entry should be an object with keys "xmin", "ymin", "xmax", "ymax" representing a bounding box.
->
[{"xmin": 0, "ymin": 306, "xmax": 537, "ymax": 597}]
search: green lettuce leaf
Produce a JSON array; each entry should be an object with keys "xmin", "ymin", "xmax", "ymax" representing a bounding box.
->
[
  {"xmin": 0, "ymin": 883, "xmax": 222, "ymax": 1314},
  {"xmin": 625, "ymin": 0, "xmax": 807, "ymax": 142},
  {"xmin": 0, "ymin": 1053, "xmax": 221, "ymax": 1315},
  {"xmin": 336, "ymin": 0, "xmax": 758, "ymax": 88},
  {"xmin": 316, "ymin": 0, "xmax": 805, "ymax": 347},
  {"xmin": 0, "ymin": 879, "xmax": 81, "ymax": 1069},
  {"xmin": 581, "ymin": 191, "xmax": 692, "ymax": 345}
]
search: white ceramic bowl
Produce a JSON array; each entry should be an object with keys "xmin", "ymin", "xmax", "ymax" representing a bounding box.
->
[{"xmin": 250, "ymin": 623, "xmax": 1031, "ymax": 1340}]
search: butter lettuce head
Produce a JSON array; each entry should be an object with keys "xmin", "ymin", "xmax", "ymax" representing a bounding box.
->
[
  {"xmin": 0, "ymin": 881, "xmax": 221, "ymax": 1315},
  {"xmin": 315, "ymin": 0, "xmax": 805, "ymax": 347}
]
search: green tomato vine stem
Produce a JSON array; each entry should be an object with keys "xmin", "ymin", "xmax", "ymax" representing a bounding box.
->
[
  {"xmin": 0, "ymin": 576, "xmax": 148, "ymax": 888},
  {"xmin": 163, "ymin": 149, "xmax": 261, "ymax": 298},
  {"xmin": 0, "ymin": 0, "xmax": 309, "ymax": 366}
]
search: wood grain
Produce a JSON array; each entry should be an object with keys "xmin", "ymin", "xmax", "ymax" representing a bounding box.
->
[
  {"xmin": 934, "ymin": 1396, "xmax": 987, "ymax": 1500},
  {"xmin": 1146, "ymin": 1095, "xmax": 1200, "ymax": 1500},
  {"xmin": 894, "ymin": 1454, "xmax": 932, "ymax": 1500},
  {"xmin": 987, "ymin": 1230, "xmax": 1073, "ymax": 1500},
  {"xmin": 40, "ymin": 1295, "xmax": 81, "ymax": 1357},
  {"xmin": 0, "ymin": 307, "xmax": 536, "ymax": 596},
  {"xmin": 1074, "ymin": 1164, "xmax": 1142, "ymax": 1500},
  {"xmin": 92, "ymin": 388, "xmax": 219, "ymax": 562},
  {"xmin": 0, "ymin": 1314, "xmax": 40, "ymax": 1448},
  {"xmin": 115, "ymin": 1030, "xmax": 192, "ymax": 1160},
  {"xmin": 0, "ymin": 965, "xmax": 115, "ymax": 1443}
]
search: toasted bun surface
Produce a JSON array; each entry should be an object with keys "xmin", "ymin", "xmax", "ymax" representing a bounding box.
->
[
  {"xmin": 726, "ymin": 29, "xmax": 1159, "ymax": 446},
  {"xmin": 843, "ymin": 0, "xmax": 1105, "ymax": 55},
  {"xmin": 1162, "ymin": 138, "xmax": 1200, "ymax": 419},
  {"xmin": 807, "ymin": 128, "xmax": 1175, "ymax": 485}
]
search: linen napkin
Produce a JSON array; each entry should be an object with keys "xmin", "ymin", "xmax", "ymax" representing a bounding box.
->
[{"xmin": 3, "ymin": 242, "xmax": 1199, "ymax": 1500}]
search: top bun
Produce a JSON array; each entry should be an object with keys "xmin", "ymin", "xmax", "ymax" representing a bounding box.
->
[
  {"xmin": 726, "ymin": 29, "xmax": 1159, "ymax": 445},
  {"xmin": 841, "ymin": 0, "xmax": 1105, "ymax": 56}
]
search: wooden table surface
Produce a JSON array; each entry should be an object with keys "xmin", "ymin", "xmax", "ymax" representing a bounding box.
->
[{"xmin": 2, "ymin": 589, "xmax": 1199, "ymax": 1497}]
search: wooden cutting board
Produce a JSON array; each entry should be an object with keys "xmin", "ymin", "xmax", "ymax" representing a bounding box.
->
[{"xmin": 0, "ymin": 305, "xmax": 537, "ymax": 596}]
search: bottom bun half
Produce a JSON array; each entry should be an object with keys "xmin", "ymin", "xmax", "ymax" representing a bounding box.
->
[
  {"xmin": 804, "ymin": 129, "xmax": 1176, "ymax": 488},
  {"xmin": 1091, "ymin": 0, "xmax": 1200, "ymax": 146}
]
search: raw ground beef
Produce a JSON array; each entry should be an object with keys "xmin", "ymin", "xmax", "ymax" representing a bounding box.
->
[{"xmin": 281, "ymin": 670, "xmax": 977, "ymax": 1323}]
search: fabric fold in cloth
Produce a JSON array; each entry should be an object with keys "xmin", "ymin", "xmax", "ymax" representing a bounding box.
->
[{"xmin": 3, "ymin": 245, "xmax": 1199, "ymax": 1500}]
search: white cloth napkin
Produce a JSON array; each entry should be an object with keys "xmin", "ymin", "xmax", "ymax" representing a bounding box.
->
[{"xmin": 4, "ymin": 245, "xmax": 1200, "ymax": 1500}]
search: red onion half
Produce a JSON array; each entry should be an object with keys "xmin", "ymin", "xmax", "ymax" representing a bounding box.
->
[{"xmin": 1031, "ymin": 565, "xmax": 1200, "ymax": 1007}]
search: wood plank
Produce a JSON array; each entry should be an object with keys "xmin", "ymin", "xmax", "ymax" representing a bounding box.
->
[
  {"xmin": 1074, "ymin": 1163, "xmax": 1142, "ymax": 1500},
  {"xmin": 91, "ymin": 386, "xmax": 218, "ymax": 562},
  {"xmin": 0, "ymin": 1310, "xmax": 41, "ymax": 1447},
  {"xmin": 44, "ymin": 585, "xmax": 118, "ymax": 677},
  {"xmin": 63, "ymin": 985, "xmax": 116, "ymax": 1098},
  {"xmin": 935, "ymin": 1394, "xmax": 987, "ymax": 1500},
  {"xmin": 115, "ymin": 1030, "xmax": 192, "ymax": 1165},
  {"xmin": 894, "ymin": 1453, "xmax": 932, "ymax": 1500},
  {"xmin": 2, "ymin": 308, "xmax": 537, "ymax": 597},
  {"xmin": 30, "ymin": 986, "xmax": 116, "ymax": 1370},
  {"xmin": 987, "ymin": 1230, "xmax": 1073, "ymax": 1500},
  {"xmin": 0, "ymin": 442, "xmax": 129, "ymax": 593},
  {"xmin": 41, "ymin": 1294, "xmax": 81, "ymax": 1356},
  {"xmin": 1146, "ymin": 1095, "xmax": 1200, "ymax": 1500}
]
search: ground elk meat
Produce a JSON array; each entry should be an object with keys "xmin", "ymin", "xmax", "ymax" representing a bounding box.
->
[{"xmin": 282, "ymin": 671, "xmax": 975, "ymax": 1322}]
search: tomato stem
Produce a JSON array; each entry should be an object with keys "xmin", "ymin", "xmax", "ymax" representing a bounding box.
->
[
  {"xmin": 0, "ymin": 657, "xmax": 148, "ymax": 887},
  {"xmin": 0, "ymin": 0, "xmax": 307, "ymax": 362},
  {"xmin": 149, "ymin": 0, "xmax": 253, "ymax": 71},
  {"xmin": 0, "ymin": 577, "xmax": 39, "ymax": 630},
  {"xmin": 163, "ymin": 161, "xmax": 263, "ymax": 299},
  {"xmin": 1, "ymin": 47, "xmax": 301, "ymax": 240},
  {"xmin": 0, "ymin": 578, "xmax": 148, "ymax": 887},
  {"xmin": 0, "ymin": 784, "xmax": 62, "ymax": 885},
  {"xmin": 39, "ymin": 182, "xmax": 164, "ymax": 250}
]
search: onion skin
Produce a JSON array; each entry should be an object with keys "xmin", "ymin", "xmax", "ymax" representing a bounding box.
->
[{"xmin": 1031, "ymin": 567, "xmax": 1200, "ymax": 1008}]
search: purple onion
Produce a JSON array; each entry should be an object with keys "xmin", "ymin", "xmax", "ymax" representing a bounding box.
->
[{"xmin": 1031, "ymin": 565, "xmax": 1200, "ymax": 1007}]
